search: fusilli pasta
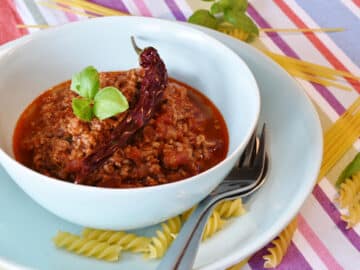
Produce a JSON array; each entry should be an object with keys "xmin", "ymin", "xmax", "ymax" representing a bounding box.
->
[
  {"xmin": 226, "ymin": 257, "xmax": 250, "ymax": 270},
  {"xmin": 54, "ymin": 199, "xmax": 247, "ymax": 262},
  {"xmin": 182, "ymin": 199, "xmax": 246, "ymax": 222},
  {"xmin": 181, "ymin": 206, "xmax": 196, "ymax": 222},
  {"xmin": 82, "ymin": 228, "xmax": 150, "ymax": 253},
  {"xmin": 215, "ymin": 198, "xmax": 246, "ymax": 219},
  {"xmin": 53, "ymin": 231, "xmax": 121, "ymax": 262},
  {"xmin": 145, "ymin": 216, "xmax": 182, "ymax": 259},
  {"xmin": 202, "ymin": 210, "xmax": 225, "ymax": 241},
  {"xmin": 219, "ymin": 28, "xmax": 250, "ymax": 42},
  {"xmin": 337, "ymin": 172, "xmax": 360, "ymax": 208},
  {"xmin": 263, "ymin": 217, "xmax": 297, "ymax": 268},
  {"xmin": 341, "ymin": 201, "xmax": 360, "ymax": 228}
]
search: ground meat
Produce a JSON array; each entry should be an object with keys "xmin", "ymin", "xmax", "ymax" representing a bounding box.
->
[{"xmin": 13, "ymin": 70, "xmax": 228, "ymax": 188}]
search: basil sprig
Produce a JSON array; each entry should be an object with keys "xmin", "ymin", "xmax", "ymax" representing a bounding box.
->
[
  {"xmin": 70, "ymin": 66, "xmax": 129, "ymax": 121},
  {"xmin": 188, "ymin": 0, "xmax": 259, "ymax": 42}
]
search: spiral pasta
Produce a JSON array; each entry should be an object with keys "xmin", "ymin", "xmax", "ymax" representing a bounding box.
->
[
  {"xmin": 182, "ymin": 199, "xmax": 246, "ymax": 222},
  {"xmin": 202, "ymin": 210, "xmax": 226, "ymax": 241},
  {"xmin": 162, "ymin": 214, "xmax": 182, "ymax": 239},
  {"xmin": 82, "ymin": 228, "xmax": 150, "ymax": 253},
  {"xmin": 337, "ymin": 172, "xmax": 360, "ymax": 208},
  {"xmin": 341, "ymin": 201, "xmax": 360, "ymax": 228},
  {"xmin": 145, "ymin": 216, "xmax": 182, "ymax": 259},
  {"xmin": 219, "ymin": 28, "xmax": 250, "ymax": 42},
  {"xmin": 54, "ymin": 199, "xmax": 247, "ymax": 261},
  {"xmin": 181, "ymin": 206, "xmax": 196, "ymax": 222},
  {"xmin": 263, "ymin": 217, "xmax": 297, "ymax": 268},
  {"xmin": 215, "ymin": 199, "xmax": 246, "ymax": 219},
  {"xmin": 226, "ymin": 257, "xmax": 250, "ymax": 270},
  {"xmin": 53, "ymin": 231, "xmax": 121, "ymax": 262}
]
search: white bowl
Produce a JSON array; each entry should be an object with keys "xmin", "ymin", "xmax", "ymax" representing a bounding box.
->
[{"xmin": 0, "ymin": 16, "xmax": 259, "ymax": 230}]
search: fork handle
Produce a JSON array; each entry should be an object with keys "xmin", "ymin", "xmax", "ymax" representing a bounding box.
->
[
  {"xmin": 156, "ymin": 197, "xmax": 214, "ymax": 270},
  {"xmin": 173, "ymin": 207, "xmax": 213, "ymax": 270}
]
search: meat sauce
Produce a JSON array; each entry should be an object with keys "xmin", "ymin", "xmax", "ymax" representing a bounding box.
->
[{"xmin": 13, "ymin": 71, "xmax": 229, "ymax": 188}]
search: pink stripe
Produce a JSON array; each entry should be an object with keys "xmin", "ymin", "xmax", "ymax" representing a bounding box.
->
[
  {"xmin": 297, "ymin": 214, "xmax": 343, "ymax": 270},
  {"xmin": 0, "ymin": 0, "xmax": 28, "ymax": 45},
  {"xmin": 57, "ymin": 3, "xmax": 79, "ymax": 22},
  {"xmin": 133, "ymin": 0, "xmax": 152, "ymax": 17}
]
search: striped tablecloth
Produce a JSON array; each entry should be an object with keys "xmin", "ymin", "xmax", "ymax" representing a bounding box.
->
[{"xmin": 1, "ymin": 0, "xmax": 360, "ymax": 269}]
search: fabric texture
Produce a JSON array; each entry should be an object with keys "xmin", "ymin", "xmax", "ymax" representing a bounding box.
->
[{"xmin": 1, "ymin": 0, "xmax": 360, "ymax": 269}]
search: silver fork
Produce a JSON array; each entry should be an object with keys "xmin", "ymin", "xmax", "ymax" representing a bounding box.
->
[{"xmin": 156, "ymin": 124, "xmax": 268, "ymax": 270}]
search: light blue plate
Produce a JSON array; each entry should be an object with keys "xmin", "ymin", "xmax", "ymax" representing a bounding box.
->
[{"xmin": 0, "ymin": 27, "xmax": 322, "ymax": 270}]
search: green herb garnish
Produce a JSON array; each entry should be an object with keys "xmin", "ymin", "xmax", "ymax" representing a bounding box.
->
[
  {"xmin": 70, "ymin": 66, "xmax": 129, "ymax": 121},
  {"xmin": 336, "ymin": 153, "xmax": 360, "ymax": 187},
  {"xmin": 188, "ymin": 10, "xmax": 218, "ymax": 29},
  {"xmin": 188, "ymin": 0, "xmax": 259, "ymax": 42}
]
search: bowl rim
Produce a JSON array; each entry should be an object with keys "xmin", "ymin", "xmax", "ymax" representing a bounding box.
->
[{"xmin": 0, "ymin": 15, "xmax": 260, "ymax": 192}]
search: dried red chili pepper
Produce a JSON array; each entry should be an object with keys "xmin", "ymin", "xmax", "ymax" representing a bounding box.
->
[{"xmin": 68, "ymin": 40, "xmax": 168, "ymax": 184}]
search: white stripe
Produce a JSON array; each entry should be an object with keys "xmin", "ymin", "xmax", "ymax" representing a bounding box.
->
[
  {"xmin": 254, "ymin": 0, "xmax": 359, "ymax": 108},
  {"xmin": 319, "ymin": 178, "xmax": 340, "ymax": 202},
  {"xmin": 122, "ymin": 0, "xmax": 142, "ymax": 16},
  {"xmin": 292, "ymin": 230, "xmax": 328, "ymax": 270},
  {"xmin": 250, "ymin": 2, "xmax": 351, "ymax": 121},
  {"xmin": 35, "ymin": 2, "xmax": 79, "ymax": 25},
  {"xmin": 341, "ymin": 0, "xmax": 360, "ymax": 19},
  {"xmin": 13, "ymin": 0, "xmax": 39, "ymax": 34},
  {"xmin": 282, "ymin": 0, "xmax": 360, "ymax": 113},
  {"xmin": 174, "ymin": 0, "xmax": 193, "ymax": 18},
  {"xmin": 144, "ymin": 0, "xmax": 176, "ymax": 20},
  {"xmin": 300, "ymin": 194, "xmax": 360, "ymax": 269},
  {"xmin": 285, "ymin": 0, "xmax": 360, "ymax": 81},
  {"xmin": 319, "ymin": 178, "xmax": 360, "ymax": 235}
]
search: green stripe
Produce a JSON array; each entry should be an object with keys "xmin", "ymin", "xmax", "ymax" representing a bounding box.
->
[{"xmin": 24, "ymin": 0, "xmax": 48, "ymax": 25}]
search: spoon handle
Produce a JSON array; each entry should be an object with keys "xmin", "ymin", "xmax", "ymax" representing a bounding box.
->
[{"xmin": 156, "ymin": 197, "xmax": 213, "ymax": 270}]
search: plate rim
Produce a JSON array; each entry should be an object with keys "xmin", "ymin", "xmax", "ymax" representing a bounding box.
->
[{"xmin": 0, "ymin": 22, "xmax": 323, "ymax": 270}]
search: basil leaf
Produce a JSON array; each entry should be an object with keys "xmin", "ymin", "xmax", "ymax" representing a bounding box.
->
[
  {"xmin": 231, "ymin": 0, "xmax": 248, "ymax": 12},
  {"xmin": 71, "ymin": 66, "xmax": 99, "ymax": 99},
  {"xmin": 188, "ymin": 9, "xmax": 218, "ymax": 29},
  {"xmin": 79, "ymin": 66, "xmax": 100, "ymax": 99},
  {"xmin": 210, "ymin": 2, "xmax": 224, "ymax": 14},
  {"xmin": 93, "ymin": 87, "xmax": 129, "ymax": 120},
  {"xmin": 210, "ymin": 0, "xmax": 229, "ymax": 14},
  {"xmin": 224, "ymin": 9, "xmax": 259, "ymax": 41},
  {"xmin": 211, "ymin": 0, "xmax": 247, "ymax": 14},
  {"xmin": 72, "ymin": 97, "xmax": 93, "ymax": 122},
  {"xmin": 70, "ymin": 72, "xmax": 81, "ymax": 93},
  {"xmin": 336, "ymin": 153, "xmax": 360, "ymax": 187}
]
